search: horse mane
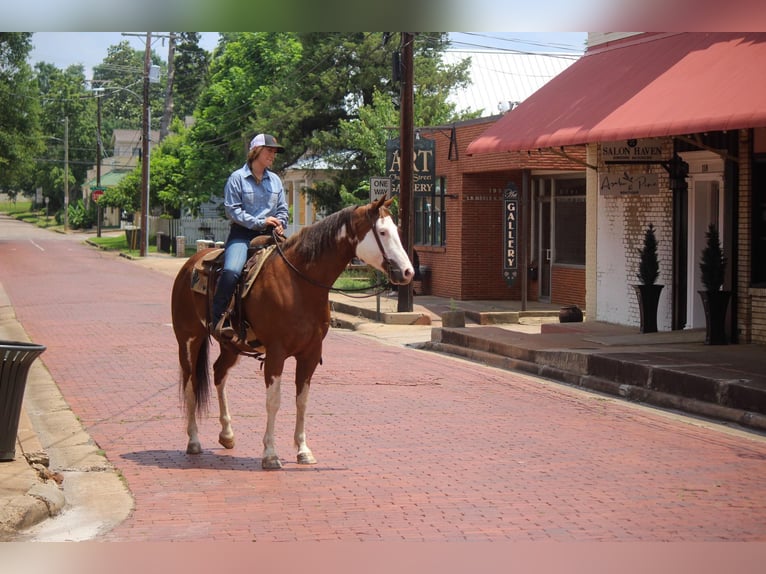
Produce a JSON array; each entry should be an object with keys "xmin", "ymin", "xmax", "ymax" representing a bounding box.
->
[{"xmin": 282, "ymin": 204, "xmax": 359, "ymax": 263}]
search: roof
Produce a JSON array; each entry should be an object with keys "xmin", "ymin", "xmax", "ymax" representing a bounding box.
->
[
  {"xmin": 466, "ymin": 33, "xmax": 766, "ymax": 154},
  {"xmin": 443, "ymin": 50, "xmax": 580, "ymax": 117}
]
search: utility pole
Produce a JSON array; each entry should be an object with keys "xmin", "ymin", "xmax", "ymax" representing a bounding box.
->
[
  {"xmin": 140, "ymin": 32, "xmax": 151, "ymax": 257},
  {"xmin": 397, "ymin": 32, "xmax": 414, "ymax": 313},
  {"xmin": 95, "ymin": 88, "xmax": 103, "ymax": 237},
  {"xmin": 64, "ymin": 116, "xmax": 69, "ymax": 231}
]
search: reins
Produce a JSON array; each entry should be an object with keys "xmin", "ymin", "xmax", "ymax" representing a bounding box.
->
[{"xmin": 270, "ymin": 211, "xmax": 392, "ymax": 296}]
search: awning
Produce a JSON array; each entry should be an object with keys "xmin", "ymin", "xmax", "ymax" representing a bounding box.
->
[{"xmin": 466, "ymin": 33, "xmax": 766, "ymax": 155}]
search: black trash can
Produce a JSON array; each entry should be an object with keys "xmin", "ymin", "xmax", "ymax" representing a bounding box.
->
[{"xmin": 0, "ymin": 340, "xmax": 46, "ymax": 461}]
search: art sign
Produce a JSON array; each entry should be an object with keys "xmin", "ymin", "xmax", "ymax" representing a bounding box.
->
[{"xmin": 386, "ymin": 138, "xmax": 435, "ymax": 196}]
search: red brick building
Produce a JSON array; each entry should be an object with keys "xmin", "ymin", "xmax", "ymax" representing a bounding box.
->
[{"xmin": 414, "ymin": 116, "xmax": 587, "ymax": 308}]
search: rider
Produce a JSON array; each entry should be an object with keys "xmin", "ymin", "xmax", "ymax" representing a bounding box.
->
[{"xmin": 212, "ymin": 133, "xmax": 288, "ymax": 341}]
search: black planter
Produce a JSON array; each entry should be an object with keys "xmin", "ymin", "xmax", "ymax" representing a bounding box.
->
[
  {"xmin": 0, "ymin": 340, "xmax": 46, "ymax": 461},
  {"xmin": 633, "ymin": 284, "xmax": 664, "ymax": 333},
  {"xmin": 699, "ymin": 290, "xmax": 731, "ymax": 345}
]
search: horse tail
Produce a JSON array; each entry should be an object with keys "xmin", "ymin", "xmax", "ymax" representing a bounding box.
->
[{"xmin": 192, "ymin": 336, "xmax": 211, "ymax": 415}]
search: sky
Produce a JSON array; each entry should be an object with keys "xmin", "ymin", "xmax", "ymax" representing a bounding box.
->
[{"xmin": 28, "ymin": 32, "xmax": 588, "ymax": 81}]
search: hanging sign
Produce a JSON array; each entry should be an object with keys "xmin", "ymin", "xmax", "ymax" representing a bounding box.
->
[
  {"xmin": 503, "ymin": 182, "xmax": 519, "ymax": 286},
  {"xmin": 385, "ymin": 138, "xmax": 435, "ymax": 196}
]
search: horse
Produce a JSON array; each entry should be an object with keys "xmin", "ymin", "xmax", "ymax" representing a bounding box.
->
[{"xmin": 170, "ymin": 197, "xmax": 414, "ymax": 469}]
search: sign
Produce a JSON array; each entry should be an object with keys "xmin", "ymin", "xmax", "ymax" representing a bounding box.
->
[
  {"xmin": 602, "ymin": 138, "xmax": 666, "ymax": 163},
  {"xmin": 599, "ymin": 171, "xmax": 659, "ymax": 196},
  {"xmin": 370, "ymin": 177, "xmax": 391, "ymax": 202},
  {"xmin": 91, "ymin": 186, "xmax": 105, "ymax": 201},
  {"xmin": 385, "ymin": 138, "xmax": 435, "ymax": 196},
  {"xmin": 503, "ymin": 182, "xmax": 519, "ymax": 286}
]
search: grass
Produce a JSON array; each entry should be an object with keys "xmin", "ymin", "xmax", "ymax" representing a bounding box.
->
[
  {"xmin": 0, "ymin": 200, "xmax": 61, "ymax": 229},
  {"xmin": 332, "ymin": 266, "xmax": 381, "ymax": 291}
]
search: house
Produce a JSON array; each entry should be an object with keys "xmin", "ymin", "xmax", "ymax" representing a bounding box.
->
[
  {"xmin": 466, "ymin": 32, "xmax": 766, "ymax": 345},
  {"xmin": 82, "ymin": 128, "xmax": 160, "ymax": 227}
]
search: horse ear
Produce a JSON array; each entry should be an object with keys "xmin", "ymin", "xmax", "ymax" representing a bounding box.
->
[{"xmin": 372, "ymin": 196, "xmax": 387, "ymax": 210}]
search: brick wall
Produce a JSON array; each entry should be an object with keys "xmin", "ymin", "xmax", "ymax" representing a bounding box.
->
[{"xmin": 596, "ymin": 139, "xmax": 674, "ymax": 328}]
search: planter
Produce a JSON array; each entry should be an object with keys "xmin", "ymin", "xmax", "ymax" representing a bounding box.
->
[
  {"xmin": 699, "ymin": 290, "xmax": 731, "ymax": 345},
  {"xmin": 441, "ymin": 310, "xmax": 465, "ymax": 328},
  {"xmin": 0, "ymin": 340, "xmax": 46, "ymax": 461},
  {"xmin": 633, "ymin": 284, "xmax": 664, "ymax": 333},
  {"xmin": 559, "ymin": 305, "xmax": 583, "ymax": 323}
]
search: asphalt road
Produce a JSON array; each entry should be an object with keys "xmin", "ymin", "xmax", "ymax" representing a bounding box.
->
[{"xmin": 2, "ymin": 215, "xmax": 766, "ymax": 545}]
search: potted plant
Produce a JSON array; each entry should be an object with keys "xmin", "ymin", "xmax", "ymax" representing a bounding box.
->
[
  {"xmin": 633, "ymin": 223, "xmax": 663, "ymax": 333},
  {"xmin": 699, "ymin": 223, "xmax": 730, "ymax": 345}
]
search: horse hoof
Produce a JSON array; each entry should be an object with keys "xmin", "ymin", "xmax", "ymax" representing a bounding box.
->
[
  {"xmin": 219, "ymin": 435, "xmax": 235, "ymax": 449},
  {"xmin": 186, "ymin": 442, "xmax": 202, "ymax": 455},
  {"xmin": 297, "ymin": 452, "xmax": 317, "ymax": 465},
  {"xmin": 262, "ymin": 456, "xmax": 283, "ymax": 470}
]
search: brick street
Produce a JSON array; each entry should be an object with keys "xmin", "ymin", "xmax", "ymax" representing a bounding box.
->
[{"xmin": 1, "ymin": 221, "xmax": 765, "ymax": 542}]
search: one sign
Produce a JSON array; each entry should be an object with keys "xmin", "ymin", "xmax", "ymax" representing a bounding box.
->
[
  {"xmin": 91, "ymin": 185, "xmax": 106, "ymax": 201},
  {"xmin": 599, "ymin": 171, "xmax": 659, "ymax": 196},
  {"xmin": 385, "ymin": 138, "xmax": 436, "ymax": 196},
  {"xmin": 602, "ymin": 138, "xmax": 666, "ymax": 163},
  {"xmin": 503, "ymin": 182, "xmax": 519, "ymax": 286},
  {"xmin": 370, "ymin": 177, "xmax": 391, "ymax": 202}
]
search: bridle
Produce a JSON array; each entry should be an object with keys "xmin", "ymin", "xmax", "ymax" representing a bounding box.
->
[{"xmin": 272, "ymin": 206, "xmax": 393, "ymax": 295}]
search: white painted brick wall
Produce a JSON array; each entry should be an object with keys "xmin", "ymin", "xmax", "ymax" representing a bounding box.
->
[{"xmin": 596, "ymin": 139, "xmax": 674, "ymax": 329}]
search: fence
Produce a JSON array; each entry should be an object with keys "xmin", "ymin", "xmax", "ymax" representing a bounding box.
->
[{"xmin": 149, "ymin": 216, "xmax": 231, "ymax": 246}]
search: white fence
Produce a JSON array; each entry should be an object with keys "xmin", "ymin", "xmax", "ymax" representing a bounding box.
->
[{"xmin": 149, "ymin": 216, "xmax": 231, "ymax": 245}]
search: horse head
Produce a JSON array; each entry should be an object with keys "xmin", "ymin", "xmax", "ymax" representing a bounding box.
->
[{"xmin": 355, "ymin": 197, "xmax": 414, "ymax": 285}]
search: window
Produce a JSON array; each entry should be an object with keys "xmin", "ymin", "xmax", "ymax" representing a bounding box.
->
[
  {"xmin": 415, "ymin": 176, "xmax": 446, "ymax": 246},
  {"xmin": 554, "ymin": 179, "xmax": 586, "ymax": 265}
]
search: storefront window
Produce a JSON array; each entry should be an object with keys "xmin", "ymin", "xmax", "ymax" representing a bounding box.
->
[
  {"xmin": 554, "ymin": 180, "xmax": 586, "ymax": 265},
  {"xmin": 415, "ymin": 176, "xmax": 446, "ymax": 246}
]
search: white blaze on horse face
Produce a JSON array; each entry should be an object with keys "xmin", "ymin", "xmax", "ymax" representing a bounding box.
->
[{"xmin": 356, "ymin": 215, "xmax": 414, "ymax": 283}]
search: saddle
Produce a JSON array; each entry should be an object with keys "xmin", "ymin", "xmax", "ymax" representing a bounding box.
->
[{"xmin": 191, "ymin": 234, "xmax": 280, "ymax": 356}]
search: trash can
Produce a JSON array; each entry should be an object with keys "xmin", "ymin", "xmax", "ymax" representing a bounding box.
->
[{"xmin": 0, "ymin": 340, "xmax": 46, "ymax": 461}]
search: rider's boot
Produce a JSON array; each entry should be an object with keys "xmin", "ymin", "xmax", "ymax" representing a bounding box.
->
[{"xmin": 211, "ymin": 270, "xmax": 240, "ymax": 341}]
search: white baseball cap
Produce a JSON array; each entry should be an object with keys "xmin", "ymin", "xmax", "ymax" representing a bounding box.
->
[{"xmin": 249, "ymin": 133, "xmax": 285, "ymax": 153}]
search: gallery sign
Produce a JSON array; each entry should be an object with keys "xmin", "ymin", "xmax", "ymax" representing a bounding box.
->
[
  {"xmin": 503, "ymin": 182, "xmax": 519, "ymax": 286},
  {"xmin": 599, "ymin": 171, "xmax": 659, "ymax": 196},
  {"xmin": 602, "ymin": 138, "xmax": 665, "ymax": 163}
]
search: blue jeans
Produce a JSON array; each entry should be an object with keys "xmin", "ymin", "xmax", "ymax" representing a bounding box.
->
[{"xmin": 222, "ymin": 236, "xmax": 250, "ymax": 274}]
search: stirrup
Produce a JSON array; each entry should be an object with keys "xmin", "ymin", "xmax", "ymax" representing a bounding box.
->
[{"xmin": 213, "ymin": 315, "xmax": 237, "ymax": 341}]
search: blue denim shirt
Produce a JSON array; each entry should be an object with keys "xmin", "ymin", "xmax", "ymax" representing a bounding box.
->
[{"xmin": 223, "ymin": 163, "xmax": 289, "ymax": 232}]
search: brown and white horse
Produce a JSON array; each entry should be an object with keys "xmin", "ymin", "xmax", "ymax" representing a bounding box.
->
[{"xmin": 170, "ymin": 197, "xmax": 413, "ymax": 469}]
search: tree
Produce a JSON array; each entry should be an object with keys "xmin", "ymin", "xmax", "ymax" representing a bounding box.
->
[
  {"xmin": 34, "ymin": 62, "xmax": 97, "ymax": 212},
  {"xmin": 0, "ymin": 33, "xmax": 43, "ymax": 195},
  {"xmin": 172, "ymin": 32, "xmax": 211, "ymax": 121},
  {"xmin": 92, "ymin": 40, "xmax": 166, "ymax": 138}
]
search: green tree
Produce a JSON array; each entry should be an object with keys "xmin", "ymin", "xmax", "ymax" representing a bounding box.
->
[
  {"xmin": 172, "ymin": 32, "xmax": 211, "ymax": 121},
  {"xmin": 0, "ymin": 33, "xmax": 43, "ymax": 196},
  {"xmin": 92, "ymin": 40, "xmax": 166, "ymax": 138},
  {"xmin": 34, "ymin": 62, "xmax": 97, "ymax": 212}
]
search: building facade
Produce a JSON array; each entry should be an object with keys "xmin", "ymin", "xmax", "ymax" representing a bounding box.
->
[{"xmin": 466, "ymin": 32, "xmax": 766, "ymax": 344}]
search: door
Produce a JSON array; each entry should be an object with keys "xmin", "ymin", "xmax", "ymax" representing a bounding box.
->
[{"xmin": 539, "ymin": 198, "xmax": 551, "ymax": 301}]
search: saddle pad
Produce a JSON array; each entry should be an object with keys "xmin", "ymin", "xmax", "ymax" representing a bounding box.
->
[{"xmin": 242, "ymin": 245, "xmax": 277, "ymax": 298}]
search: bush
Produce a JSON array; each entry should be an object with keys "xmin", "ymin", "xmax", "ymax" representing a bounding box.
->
[
  {"xmin": 636, "ymin": 223, "xmax": 659, "ymax": 285},
  {"xmin": 67, "ymin": 200, "xmax": 96, "ymax": 229}
]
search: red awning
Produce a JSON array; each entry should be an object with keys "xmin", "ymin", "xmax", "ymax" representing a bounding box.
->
[{"xmin": 466, "ymin": 33, "xmax": 766, "ymax": 154}]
